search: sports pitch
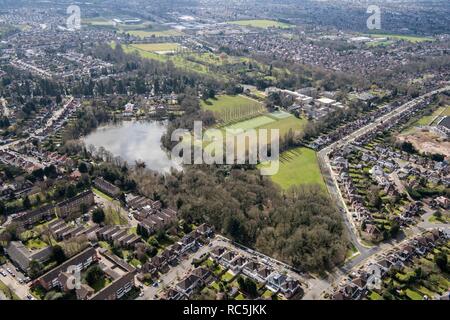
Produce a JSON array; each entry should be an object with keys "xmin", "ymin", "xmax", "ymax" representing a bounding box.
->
[
  {"xmin": 228, "ymin": 19, "xmax": 293, "ymax": 29},
  {"xmin": 260, "ymin": 147, "xmax": 326, "ymax": 190}
]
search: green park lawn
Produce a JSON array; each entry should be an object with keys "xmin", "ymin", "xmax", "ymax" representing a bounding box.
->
[
  {"xmin": 258, "ymin": 114, "xmax": 307, "ymax": 137},
  {"xmin": 129, "ymin": 43, "xmax": 180, "ymax": 52},
  {"xmin": 225, "ymin": 115, "xmax": 275, "ymax": 130},
  {"xmin": 126, "ymin": 29, "xmax": 183, "ymax": 38},
  {"xmin": 201, "ymin": 95, "xmax": 266, "ymax": 124},
  {"xmin": 366, "ymin": 33, "xmax": 433, "ymax": 43},
  {"xmin": 261, "ymin": 147, "xmax": 325, "ymax": 190},
  {"xmin": 228, "ymin": 19, "xmax": 293, "ymax": 29}
]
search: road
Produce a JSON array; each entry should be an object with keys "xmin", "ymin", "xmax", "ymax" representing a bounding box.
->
[
  {"xmin": 308, "ymin": 86, "xmax": 450, "ymax": 299},
  {"xmin": 0, "ymin": 262, "xmax": 31, "ymax": 300},
  {"xmin": 137, "ymin": 241, "xmax": 213, "ymax": 300}
]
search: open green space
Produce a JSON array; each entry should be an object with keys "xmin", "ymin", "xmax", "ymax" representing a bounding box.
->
[
  {"xmin": 129, "ymin": 43, "xmax": 181, "ymax": 53},
  {"xmin": 258, "ymin": 114, "xmax": 307, "ymax": 137},
  {"xmin": 126, "ymin": 29, "xmax": 183, "ymax": 38},
  {"xmin": 225, "ymin": 115, "xmax": 275, "ymax": 131},
  {"xmin": 228, "ymin": 19, "xmax": 293, "ymax": 29},
  {"xmin": 366, "ymin": 33, "xmax": 433, "ymax": 43},
  {"xmin": 201, "ymin": 95, "xmax": 266, "ymax": 124},
  {"xmin": 260, "ymin": 147, "xmax": 325, "ymax": 190}
]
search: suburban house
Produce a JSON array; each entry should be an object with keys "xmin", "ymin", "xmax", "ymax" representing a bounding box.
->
[
  {"xmin": 176, "ymin": 274, "xmax": 201, "ymax": 297},
  {"xmin": 266, "ymin": 273, "xmax": 301, "ymax": 298}
]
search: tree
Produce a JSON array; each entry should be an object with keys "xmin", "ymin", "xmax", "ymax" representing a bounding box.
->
[
  {"xmin": 92, "ymin": 208, "xmax": 105, "ymax": 224},
  {"xmin": 0, "ymin": 201, "xmax": 5, "ymax": 216},
  {"xmin": 368, "ymin": 186, "xmax": 382, "ymax": 210},
  {"xmin": 23, "ymin": 196, "xmax": 31, "ymax": 210},
  {"xmin": 389, "ymin": 222, "xmax": 400, "ymax": 238},
  {"xmin": 78, "ymin": 162, "xmax": 88, "ymax": 173},
  {"xmin": 85, "ymin": 265, "xmax": 104, "ymax": 287},
  {"xmin": 237, "ymin": 276, "xmax": 258, "ymax": 298},
  {"xmin": 51, "ymin": 245, "xmax": 67, "ymax": 264},
  {"xmin": 225, "ymin": 216, "xmax": 246, "ymax": 243},
  {"xmin": 43, "ymin": 165, "xmax": 58, "ymax": 179},
  {"xmin": 65, "ymin": 185, "xmax": 77, "ymax": 198},
  {"xmin": 435, "ymin": 252, "xmax": 447, "ymax": 272},
  {"xmin": 28, "ymin": 260, "xmax": 43, "ymax": 278},
  {"xmin": 32, "ymin": 168, "xmax": 45, "ymax": 180}
]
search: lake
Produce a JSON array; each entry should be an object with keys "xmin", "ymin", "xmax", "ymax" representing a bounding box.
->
[{"xmin": 83, "ymin": 121, "xmax": 181, "ymax": 173}]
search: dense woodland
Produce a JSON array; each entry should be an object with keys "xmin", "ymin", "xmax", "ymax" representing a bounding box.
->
[{"xmin": 129, "ymin": 164, "xmax": 348, "ymax": 272}]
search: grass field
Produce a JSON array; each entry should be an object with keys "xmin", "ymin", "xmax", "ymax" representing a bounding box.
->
[
  {"xmin": 258, "ymin": 114, "xmax": 307, "ymax": 137},
  {"xmin": 82, "ymin": 18, "xmax": 116, "ymax": 26},
  {"xmin": 126, "ymin": 29, "xmax": 183, "ymax": 38},
  {"xmin": 228, "ymin": 19, "xmax": 293, "ymax": 29},
  {"xmin": 261, "ymin": 147, "xmax": 325, "ymax": 190},
  {"xmin": 402, "ymin": 106, "xmax": 447, "ymax": 133},
  {"xmin": 130, "ymin": 43, "xmax": 180, "ymax": 53},
  {"xmin": 201, "ymin": 95, "xmax": 266, "ymax": 124},
  {"xmin": 226, "ymin": 115, "xmax": 276, "ymax": 130},
  {"xmin": 366, "ymin": 33, "xmax": 433, "ymax": 43}
]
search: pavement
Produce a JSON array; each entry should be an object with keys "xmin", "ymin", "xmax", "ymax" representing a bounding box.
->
[{"xmin": 0, "ymin": 262, "xmax": 32, "ymax": 300}]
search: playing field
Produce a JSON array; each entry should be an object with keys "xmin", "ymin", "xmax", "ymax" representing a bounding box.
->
[
  {"xmin": 130, "ymin": 43, "xmax": 180, "ymax": 52},
  {"xmin": 201, "ymin": 95, "xmax": 266, "ymax": 124},
  {"xmin": 226, "ymin": 115, "xmax": 275, "ymax": 131},
  {"xmin": 258, "ymin": 115, "xmax": 307, "ymax": 137},
  {"xmin": 367, "ymin": 33, "xmax": 433, "ymax": 43},
  {"xmin": 82, "ymin": 18, "xmax": 116, "ymax": 26},
  {"xmin": 126, "ymin": 29, "xmax": 183, "ymax": 38},
  {"xmin": 261, "ymin": 147, "xmax": 325, "ymax": 190},
  {"xmin": 228, "ymin": 19, "xmax": 293, "ymax": 29}
]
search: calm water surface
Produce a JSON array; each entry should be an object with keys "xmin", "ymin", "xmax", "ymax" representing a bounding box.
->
[{"xmin": 83, "ymin": 121, "xmax": 181, "ymax": 173}]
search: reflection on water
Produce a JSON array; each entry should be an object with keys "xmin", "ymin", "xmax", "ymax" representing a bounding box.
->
[{"xmin": 83, "ymin": 121, "xmax": 181, "ymax": 173}]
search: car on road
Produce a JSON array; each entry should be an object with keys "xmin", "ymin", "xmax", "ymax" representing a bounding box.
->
[
  {"xmin": 27, "ymin": 295, "xmax": 34, "ymax": 300},
  {"xmin": 0, "ymin": 269, "xmax": 6, "ymax": 277},
  {"xmin": 152, "ymin": 282, "xmax": 159, "ymax": 288}
]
